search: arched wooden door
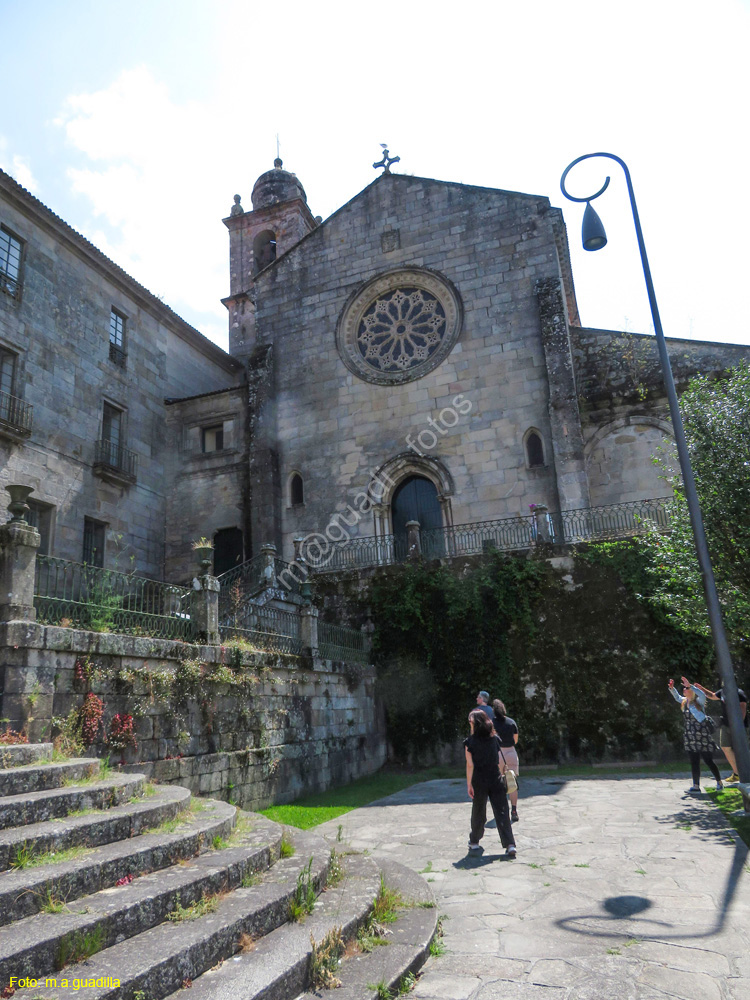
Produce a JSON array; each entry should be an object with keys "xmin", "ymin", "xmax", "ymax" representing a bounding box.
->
[{"xmin": 391, "ymin": 476, "xmax": 443, "ymax": 560}]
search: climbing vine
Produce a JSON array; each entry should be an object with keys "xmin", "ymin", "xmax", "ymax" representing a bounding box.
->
[{"xmin": 368, "ymin": 545, "xmax": 715, "ymax": 762}]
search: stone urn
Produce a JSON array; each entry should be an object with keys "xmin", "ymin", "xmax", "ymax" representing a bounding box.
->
[
  {"xmin": 192, "ymin": 539, "xmax": 214, "ymax": 574},
  {"xmin": 6, "ymin": 485, "xmax": 34, "ymax": 524}
]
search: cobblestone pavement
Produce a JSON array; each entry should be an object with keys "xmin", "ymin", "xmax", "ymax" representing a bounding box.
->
[{"xmin": 317, "ymin": 772, "xmax": 750, "ymax": 1000}]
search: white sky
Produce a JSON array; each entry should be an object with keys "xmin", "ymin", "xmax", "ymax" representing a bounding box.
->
[{"xmin": 1, "ymin": 0, "xmax": 748, "ymax": 350}]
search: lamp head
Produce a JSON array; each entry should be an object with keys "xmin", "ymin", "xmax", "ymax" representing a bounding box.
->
[{"xmin": 582, "ymin": 200, "xmax": 607, "ymax": 251}]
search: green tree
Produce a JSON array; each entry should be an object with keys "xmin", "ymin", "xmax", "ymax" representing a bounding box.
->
[{"xmin": 642, "ymin": 362, "xmax": 750, "ymax": 661}]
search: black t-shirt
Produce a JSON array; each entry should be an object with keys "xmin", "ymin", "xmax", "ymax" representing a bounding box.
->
[
  {"xmin": 716, "ymin": 688, "xmax": 749, "ymax": 728},
  {"xmin": 464, "ymin": 733, "xmax": 502, "ymax": 784},
  {"xmin": 494, "ymin": 716, "xmax": 519, "ymax": 748}
]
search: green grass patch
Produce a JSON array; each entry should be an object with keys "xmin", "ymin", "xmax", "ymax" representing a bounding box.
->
[
  {"xmin": 167, "ymin": 891, "xmax": 220, "ymax": 922},
  {"xmin": 11, "ymin": 842, "xmax": 91, "ymax": 869},
  {"xmin": 56, "ymin": 926, "xmax": 103, "ymax": 969},
  {"xmin": 259, "ymin": 766, "xmax": 459, "ymax": 829},
  {"xmin": 707, "ymin": 786, "xmax": 750, "ymax": 848},
  {"xmin": 145, "ymin": 808, "xmax": 191, "ymax": 836},
  {"xmin": 280, "ymin": 834, "xmax": 296, "ymax": 858}
]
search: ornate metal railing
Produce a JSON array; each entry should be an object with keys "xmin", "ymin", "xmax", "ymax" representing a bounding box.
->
[
  {"xmin": 312, "ymin": 534, "xmax": 397, "ymax": 573},
  {"xmin": 219, "ymin": 603, "xmax": 303, "ymax": 655},
  {"xmin": 217, "ymin": 553, "xmax": 303, "ymax": 623},
  {"xmin": 94, "ymin": 439, "xmax": 138, "ymax": 479},
  {"xmin": 547, "ymin": 497, "xmax": 672, "ymax": 544},
  {"xmin": 318, "ymin": 621, "xmax": 370, "ymax": 664},
  {"xmin": 34, "ymin": 555, "xmax": 194, "ymax": 640},
  {"xmin": 0, "ymin": 390, "xmax": 32, "ymax": 436},
  {"xmin": 314, "ymin": 497, "xmax": 673, "ymax": 572},
  {"xmin": 422, "ymin": 515, "xmax": 534, "ymax": 558},
  {"xmin": 108, "ymin": 342, "xmax": 127, "ymax": 368}
]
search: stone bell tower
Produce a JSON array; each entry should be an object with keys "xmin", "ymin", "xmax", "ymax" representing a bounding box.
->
[{"xmin": 222, "ymin": 158, "xmax": 318, "ymax": 361}]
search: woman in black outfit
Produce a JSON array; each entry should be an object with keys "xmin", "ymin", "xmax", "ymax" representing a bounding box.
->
[
  {"xmin": 464, "ymin": 709, "xmax": 516, "ymax": 857},
  {"xmin": 493, "ymin": 698, "xmax": 520, "ymax": 823}
]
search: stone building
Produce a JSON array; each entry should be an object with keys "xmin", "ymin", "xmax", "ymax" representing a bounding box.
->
[
  {"xmin": 0, "ymin": 168, "xmax": 244, "ymax": 580},
  {"xmin": 222, "ymin": 160, "xmax": 750, "ymax": 569},
  {"xmin": 1, "ymin": 160, "xmax": 748, "ymax": 581}
]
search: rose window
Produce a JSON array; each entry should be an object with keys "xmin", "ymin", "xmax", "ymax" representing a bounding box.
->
[
  {"xmin": 357, "ymin": 288, "xmax": 446, "ymax": 372},
  {"xmin": 337, "ymin": 268, "xmax": 462, "ymax": 385}
]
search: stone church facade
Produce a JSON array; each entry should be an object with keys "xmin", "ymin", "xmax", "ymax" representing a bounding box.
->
[{"xmin": 1, "ymin": 161, "xmax": 748, "ymax": 582}]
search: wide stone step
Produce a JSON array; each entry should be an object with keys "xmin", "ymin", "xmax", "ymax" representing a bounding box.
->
[
  {"xmin": 0, "ymin": 812, "xmax": 282, "ymax": 986},
  {"xmin": 0, "ymin": 758, "xmax": 99, "ymax": 798},
  {"xmin": 0, "ymin": 792, "xmax": 238, "ymax": 923},
  {"xmin": 170, "ymin": 851, "xmax": 381, "ymax": 1000},
  {"xmin": 0, "ymin": 744, "xmax": 53, "ymax": 767},
  {"xmin": 0, "ymin": 771, "xmax": 144, "ymax": 830},
  {"xmin": 12, "ymin": 827, "xmax": 330, "ymax": 1000},
  {"xmin": 296, "ymin": 858, "xmax": 438, "ymax": 1000}
]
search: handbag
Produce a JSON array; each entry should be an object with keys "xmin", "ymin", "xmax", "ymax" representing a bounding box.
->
[{"xmin": 499, "ymin": 747, "xmax": 518, "ymax": 794}]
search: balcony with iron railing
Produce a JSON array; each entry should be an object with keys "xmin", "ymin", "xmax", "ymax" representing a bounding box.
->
[
  {"xmin": 93, "ymin": 438, "xmax": 138, "ymax": 485},
  {"xmin": 310, "ymin": 497, "xmax": 673, "ymax": 573},
  {"xmin": 0, "ymin": 389, "xmax": 33, "ymax": 441}
]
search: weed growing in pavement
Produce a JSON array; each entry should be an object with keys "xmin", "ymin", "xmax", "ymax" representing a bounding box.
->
[
  {"xmin": 326, "ymin": 849, "xmax": 344, "ymax": 888},
  {"xmin": 167, "ymin": 892, "xmax": 220, "ymax": 922},
  {"xmin": 288, "ymin": 857, "xmax": 316, "ymax": 921},
  {"xmin": 56, "ymin": 926, "xmax": 104, "ymax": 969},
  {"xmin": 309, "ymin": 926, "xmax": 344, "ymax": 989},
  {"xmin": 280, "ymin": 834, "xmax": 295, "ymax": 858}
]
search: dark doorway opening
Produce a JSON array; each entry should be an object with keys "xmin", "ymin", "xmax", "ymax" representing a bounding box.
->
[
  {"xmin": 213, "ymin": 527, "xmax": 244, "ymax": 577},
  {"xmin": 391, "ymin": 475, "xmax": 443, "ymax": 560}
]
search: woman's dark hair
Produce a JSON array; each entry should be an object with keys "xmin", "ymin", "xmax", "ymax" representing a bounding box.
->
[
  {"xmin": 492, "ymin": 699, "xmax": 507, "ymax": 722},
  {"xmin": 469, "ymin": 709, "xmax": 493, "ymax": 738}
]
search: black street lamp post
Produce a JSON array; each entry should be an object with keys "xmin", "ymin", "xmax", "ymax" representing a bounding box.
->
[{"xmin": 561, "ymin": 152, "xmax": 750, "ymax": 797}]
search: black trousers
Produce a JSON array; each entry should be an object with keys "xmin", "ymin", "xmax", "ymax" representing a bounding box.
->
[
  {"xmin": 470, "ymin": 776, "xmax": 515, "ymax": 849},
  {"xmin": 689, "ymin": 751, "xmax": 721, "ymax": 785}
]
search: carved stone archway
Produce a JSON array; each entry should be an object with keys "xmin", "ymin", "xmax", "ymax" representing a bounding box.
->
[{"xmin": 369, "ymin": 452, "xmax": 455, "ymax": 540}]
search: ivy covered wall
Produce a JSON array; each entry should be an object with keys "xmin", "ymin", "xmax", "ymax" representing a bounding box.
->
[{"xmin": 365, "ymin": 544, "xmax": 718, "ymax": 763}]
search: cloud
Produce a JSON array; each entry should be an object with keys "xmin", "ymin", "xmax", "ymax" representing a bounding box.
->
[
  {"xmin": 0, "ymin": 137, "xmax": 39, "ymax": 193},
  {"xmin": 55, "ymin": 68, "xmax": 236, "ymax": 346}
]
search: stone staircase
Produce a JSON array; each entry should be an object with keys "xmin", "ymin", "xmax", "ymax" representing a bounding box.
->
[{"xmin": 1, "ymin": 745, "xmax": 437, "ymax": 999}]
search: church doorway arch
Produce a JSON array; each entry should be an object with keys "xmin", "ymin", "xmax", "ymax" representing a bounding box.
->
[
  {"xmin": 391, "ymin": 475, "xmax": 443, "ymax": 560},
  {"xmin": 213, "ymin": 527, "xmax": 244, "ymax": 577}
]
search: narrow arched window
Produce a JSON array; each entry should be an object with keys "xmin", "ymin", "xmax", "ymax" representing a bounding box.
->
[
  {"xmin": 253, "ymin": 230, "xmax": 277, "ymax": 273},
  {"xmin": 526, "ymin": 431, "xmax": 544, "ymax": 468},
  {"xmin": 290, "ymin": 473, "xmax": 304, "ymax": 506}
]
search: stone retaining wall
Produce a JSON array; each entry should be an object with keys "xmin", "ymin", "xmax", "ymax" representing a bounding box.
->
[{"xmin": 0, "ymin": 622, "xmax": 386, "ymax": 811}]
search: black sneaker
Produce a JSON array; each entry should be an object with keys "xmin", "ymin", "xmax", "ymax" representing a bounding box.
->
[
  {"xmin": 467, "ymin": 840, "xmax": 481, "ymax": 852},
  {"xmin": 506, "ymin": 845, "xmax": 517, "ymax": 858},
  {"xmin": 511, "ymin": 807, "xmax": 519, "ymax": 823}
]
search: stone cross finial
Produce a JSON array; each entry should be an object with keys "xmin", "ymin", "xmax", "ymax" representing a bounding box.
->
[
  {"xmin": 230, "ymin": 194, "xmax": 244, "ymax": 216},
  {"xmin": 373, "ymin": 145, "xmax": 400, "ymax": 174}
]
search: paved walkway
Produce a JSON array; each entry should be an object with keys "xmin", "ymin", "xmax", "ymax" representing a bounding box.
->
[{"xmin": 317, "ymin": 772, "xmax": 750, "ymax": 1000}]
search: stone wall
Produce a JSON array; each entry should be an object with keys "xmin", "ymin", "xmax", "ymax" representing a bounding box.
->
[
  {"xmin": 164, "ymin": 386, "xmax": 248, "ymax": 582},
  {"xmin": 0, "ymin": 169, "xmax": 243, "ymax": 579},
  {"xmin": 0, "ymin": 622, "xmax": 386, "ymax": 811}
]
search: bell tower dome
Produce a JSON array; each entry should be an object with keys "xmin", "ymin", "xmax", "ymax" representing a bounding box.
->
[{"xmin": 222, "ymin": 158, "xmax": 318, "ymax": 360}]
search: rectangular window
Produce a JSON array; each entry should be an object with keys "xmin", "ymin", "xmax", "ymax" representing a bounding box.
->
[
  {"xmin": 83, "ymin": 518, "xmax": 106, "ymax": 568},
  {"xmin": 202, "ymin": 424, "xmax": 224, "ymax": 452},
  {"xmin": 26, "ymin": 501, "xmax": 54, "ymax": 556},
  {"xmin": 102, "ymin": 402, "xmax": 122, "ymax": 448},
  {"xmin": 0, "ymin": 347, "xmax": 16, "ymax": 397},
  {"xmin": 0, "ymin": 227, "xmax": 23, "ymax": 298},
  {"xmin": 109, "ymin": 309, "xmax": 127, "ymax": 367}
]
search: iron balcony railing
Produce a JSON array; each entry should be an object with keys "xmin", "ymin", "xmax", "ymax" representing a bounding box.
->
[
  {"xmin": 94, "ymin": 439, "xmax": 138, "ymax": 479},
  {"xmin": 109, "ymin": 342, "xmax": 127, "ymax": 368},
  {"xmin": 34, "ymin": 555, "xmax": 194, "ymax": 640},
  {"xmin": 0, "ymin": 389, "xmax": 32, "ymax": 436},
  {"xmin": 315, "ymin": 497, "xmax": 673, "ymax": 572},
  {"xmin": 219, "ymin": 602, "xmax": 303, "ymax": 656},
  {"xmin": 318, "ymin": 621, "xmax": 370, "ymax": 664}
]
